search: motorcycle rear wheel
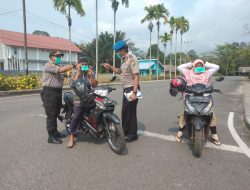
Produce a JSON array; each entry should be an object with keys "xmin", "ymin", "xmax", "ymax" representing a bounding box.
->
[
  {"xmin": 106, "ymin": 122, "xmax": 125, "ymax": 154},
  {"xmin": 193, "ymin": 129, "xmax": 203, "ymax": 157}
]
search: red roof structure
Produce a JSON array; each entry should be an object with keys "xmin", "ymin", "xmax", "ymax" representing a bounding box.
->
[{"xmin": 0, "ymin": 29, "xmax": 81, "ymax": 52}]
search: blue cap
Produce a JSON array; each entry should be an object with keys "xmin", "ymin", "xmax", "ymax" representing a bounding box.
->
[{"xmin": 113, "ymin": 40, "xmax": 126, "ymax": 50}]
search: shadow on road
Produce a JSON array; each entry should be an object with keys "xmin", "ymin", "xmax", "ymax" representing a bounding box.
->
[{"xmin": 138, "ymin": 121, "xmax": 146, "ymax": 131}]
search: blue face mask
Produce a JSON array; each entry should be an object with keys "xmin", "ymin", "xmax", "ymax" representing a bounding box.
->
[
  {"xmin": 194, "ymin": 67, "xmax": 205, "ymax": 73},
  {"xmin": 55, "ymin": 57, "xmax": 62, "ymax": 64}
]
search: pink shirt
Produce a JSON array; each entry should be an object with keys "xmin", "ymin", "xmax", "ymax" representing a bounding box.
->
[{"xmin": 178, "ymin": 62, "xmax": 219, "ymax": 86}]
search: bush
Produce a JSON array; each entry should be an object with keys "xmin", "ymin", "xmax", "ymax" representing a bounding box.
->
[{"xmin": 0, "ymin": 74, "xmax": 39, "ymax": 91}]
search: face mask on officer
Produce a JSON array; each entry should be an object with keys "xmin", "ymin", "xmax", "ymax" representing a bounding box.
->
[
  {"xmin": 115, "ymin": 53, "xmax": 121, "ymax": 59},
  {"xmin": 55, "ymin": 56, "xmax": 62, "ymax": 64}
]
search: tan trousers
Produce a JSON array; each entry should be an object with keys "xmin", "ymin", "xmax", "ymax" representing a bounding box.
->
[{"xmin": 179, "ymin": 111, "xmax": 217, "ymax": 128}]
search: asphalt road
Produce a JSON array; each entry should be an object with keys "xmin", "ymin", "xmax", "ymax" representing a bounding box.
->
[{"xmin": 0, "ymin": 76, "xmax": 250, "ymax": 190}]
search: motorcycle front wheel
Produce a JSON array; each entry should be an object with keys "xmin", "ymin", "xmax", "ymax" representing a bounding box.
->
[
  {"xmin": 193, "ymin": 129, "xmax": 203, "ymax": 157},
  {"xmin": 106, "ymin": 122, "xmax": 125, "ymax": 154}
]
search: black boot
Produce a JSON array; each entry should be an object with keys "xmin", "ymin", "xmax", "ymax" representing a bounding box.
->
[{"xmin": 48, "ymin": 132, "xmax": 62, "ymax": 144}]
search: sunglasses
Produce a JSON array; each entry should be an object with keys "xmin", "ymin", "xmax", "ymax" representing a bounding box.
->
[{"xmin": 53, "ymin": 55, "xmax": 63, "ymax": 58}]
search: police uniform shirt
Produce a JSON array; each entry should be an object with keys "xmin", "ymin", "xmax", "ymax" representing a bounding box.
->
[
  {"xmin": 120, "ymin": 52, "xmax": 139, "ymax": 88},
  {"xmin": 42, "ymin": 62, "xmax": 64, "ymax": 88}
]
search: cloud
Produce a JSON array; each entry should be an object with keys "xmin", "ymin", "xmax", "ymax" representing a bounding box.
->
[{"xmin": 1, "ymin": 0, "xmax": 249, "ymax": 54}]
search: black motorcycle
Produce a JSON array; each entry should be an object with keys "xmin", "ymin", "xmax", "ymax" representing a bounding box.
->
[
  {"xmin": 184, "ymin": 77, "xmax": 224, "ymax": 157},
  {"xmin": 58, "ymin": 77, "xmax": 125, "ymax": 154}
]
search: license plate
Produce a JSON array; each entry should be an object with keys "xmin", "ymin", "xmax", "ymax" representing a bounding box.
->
[{"xmin": 189, "ymin": 96, "xmax": 210, "ymax": 103}]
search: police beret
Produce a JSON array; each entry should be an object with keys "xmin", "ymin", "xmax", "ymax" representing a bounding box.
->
[
  {"xmin": 49, "ymin": 50, "xmax": 64, "ymax": 57},
  {"xmin": 113, "ymin": 40, "xmax": 127, "ymax": 51}
]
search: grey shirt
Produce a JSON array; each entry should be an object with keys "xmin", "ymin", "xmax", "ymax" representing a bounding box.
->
[
  {"xmin": 120, "ymin": 52, "xmax": 139, "ymax": 88},
  {"xmin": 42, "ymin": 62, "xmax": 64, "ymax": 88}
]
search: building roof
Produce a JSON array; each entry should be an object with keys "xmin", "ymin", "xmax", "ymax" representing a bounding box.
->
[
  {"xmin": 139, "ymin": 63, "xmax": 152, "ymax": 70},
  {"xmin": 139, "ymin": 59, "xmax": 164, "ymax": 70},
  {"xmin": 0, "ymin": 29, "xmax": 81, "ymax": 52},
  {"xmin": 238, "ymin": 67, "xmax": 250, "ymax": 72}
]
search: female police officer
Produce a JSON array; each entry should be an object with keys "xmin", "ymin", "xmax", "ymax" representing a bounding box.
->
[{"xmin": 41, "ymin": 50, "xmax": 75, "ymax": 144}]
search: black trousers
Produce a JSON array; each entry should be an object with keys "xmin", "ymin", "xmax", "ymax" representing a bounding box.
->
[
  {"xmin": 41, "ymin": 87, "xmax": 62, "ymax": 135},
  {"xmin": 122, "ymin": 86, "xmax": 138, "ymax": 138}
]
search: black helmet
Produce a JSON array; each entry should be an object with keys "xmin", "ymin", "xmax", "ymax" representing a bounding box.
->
[
  {"xmin": 170, "ymin": 76, "xmax": 186, "ymax": 92},
  {"xmin": 71, "ymin": 78, "xmax": 90, "ymax": 98}
]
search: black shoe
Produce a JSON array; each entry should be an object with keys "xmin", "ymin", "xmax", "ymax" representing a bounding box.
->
[
  {"xmin": 48, "ymin": 136, "xmax": 62, "ymax": 144},
  {"xmin": 125, "ymin": 136, "xmax": 138, "ymax": 143},
  {"xmin": 53, "ymin": 131, "xmax": 66, "ymax": 138}
]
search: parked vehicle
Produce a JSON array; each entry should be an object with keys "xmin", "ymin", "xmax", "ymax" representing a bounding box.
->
[{"xmin": 58, "ymin": 76, "xmax": 125, "ymax": 154}]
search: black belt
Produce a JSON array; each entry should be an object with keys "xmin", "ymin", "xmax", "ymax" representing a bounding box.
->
[{"xmin": 43, "ymin": 86, "xmax": 62, "ymax": 92}]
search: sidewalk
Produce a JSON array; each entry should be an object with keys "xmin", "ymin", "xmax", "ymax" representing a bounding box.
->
[{"xmin": 243, "ymin": 78, "xmax": 250, "ymax": 129}]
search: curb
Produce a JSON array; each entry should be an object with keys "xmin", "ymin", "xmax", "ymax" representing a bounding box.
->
[
  {"xmin": 0, "ymin": 83, "xmax": 121, "ymax": 98},
  {"xmin": 0, "ymin": 80, "xmax": 168, "ymax": 98},
  {"xmin": 0, "ymin": 80, "xmax": 167, "ymax": 98}
]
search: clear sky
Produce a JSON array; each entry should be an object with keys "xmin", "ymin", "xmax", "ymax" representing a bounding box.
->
[{"xmin": 0, "ymin": 0, "xmax": 250, "ymax": 54}]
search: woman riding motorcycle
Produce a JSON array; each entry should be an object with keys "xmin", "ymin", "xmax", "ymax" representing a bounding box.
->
[{"xmin": 175, "ymin": 59, "xmax": 221, "ymax": 146}]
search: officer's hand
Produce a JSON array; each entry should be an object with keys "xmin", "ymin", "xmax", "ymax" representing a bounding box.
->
[
  {"xmin": 88, "ymin": 69, "xmax": 94, "ymax": 77},
  {"xmin": 129, "ymin": 93, "xmax": 137, "ymax": 101},
  {"xmin": 103, "ymin": 63, "xmax": 111, "ymax": 70},
  {"xmin": 76, "ymin": 63, "xmax": 82, "ymax": 71}
]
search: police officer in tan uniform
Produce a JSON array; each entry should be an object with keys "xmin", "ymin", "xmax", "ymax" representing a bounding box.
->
[
  {"xmin": 103, "ymin": 40, "xmax": 140, "ymax": 142},
  {"xmin": 41, "ymin": 50, "xmax": 75, "ymax": 144}
]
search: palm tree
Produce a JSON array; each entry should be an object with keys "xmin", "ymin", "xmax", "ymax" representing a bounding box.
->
[
  {"xmin": 169, "ymin": 16, "xmax": 175, "ymax": 79},
  {"xmin": 110, "ymin": 0, "xmax": 129, "ymax": 75},
  {"xmin": 160, "ymin": 32, "xmax": 171, "ymax": 79},
  {"xmin": 174, "ymin": 17, "xmax": 182, "ymax": 77},
  {"xmin": 153, "ymin": 4, "xmax": 169, "ymax": 80},
  {"xmin": 53, "ymin": 0, "xmax": 85, "ymax": 64},
  {"xmin": 141, "ymin": 4, "xmax": 169, "ymax": 80},
  {"xmin": 179, "ymin": 16, "xmax": 189, "ymax": 66},
  {"xmin": 141, "ymin": 5, "xmax": 155, "ymax": 80},
  {"xmin": 96, "ymin": 0, "xmax": 99, "ymax": 79}
]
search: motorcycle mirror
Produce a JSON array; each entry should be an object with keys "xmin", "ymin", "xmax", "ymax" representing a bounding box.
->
[
  {"xmin": 110, "ymin": 76, "xmax": 117, "ymax": 82},
  {"xmin": 215, "ymin": 77, "xmax": 224, "ymax": 82}
]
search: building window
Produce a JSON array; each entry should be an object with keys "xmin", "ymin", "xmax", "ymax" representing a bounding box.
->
[{"xmin": 14, "ymin": 48, "xmax": 17, "ymax": 55}]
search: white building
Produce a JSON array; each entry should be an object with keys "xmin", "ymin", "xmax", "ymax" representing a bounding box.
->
[{"xmin": 0, "ymin": 29, "xmax": 81, "ymax": 72}]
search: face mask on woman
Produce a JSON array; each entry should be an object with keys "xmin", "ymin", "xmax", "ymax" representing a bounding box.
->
[{"xmin": 194, "ymin": 67, "xmax": 205, "ymax": 73}]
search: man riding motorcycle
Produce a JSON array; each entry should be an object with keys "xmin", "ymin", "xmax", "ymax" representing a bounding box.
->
[{"xmin": 175, "ymin": 59, "xmax": 221, "ymax": 146}]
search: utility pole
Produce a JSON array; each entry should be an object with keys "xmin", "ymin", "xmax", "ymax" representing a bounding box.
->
[
  {"xmin": 22, "ymin": 0, "xmax": 28, "ymax": 75},
  {"xmin": 67, "ymin": 5, "xmax": 72, "ymax": 65},
  {"xmin": 112, "ymin": 1, "xmax": 119, "ymax": 77},
  {"xmin": 95, "ymin": 0, "xmax": 98, "ymax": 79},
  {"xmin": 148, "ymin": 21, "xmax": 153, "ymax": 80}
]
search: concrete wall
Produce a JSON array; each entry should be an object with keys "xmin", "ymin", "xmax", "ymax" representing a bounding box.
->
[{"xmin": 0, "ymin": 43, "xmax": 4, "ymax": 58}]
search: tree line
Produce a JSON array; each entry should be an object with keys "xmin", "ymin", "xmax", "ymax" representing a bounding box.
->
[{"xmin": 33, "ymin": 0, "xmax": 249, "ymax": 76}]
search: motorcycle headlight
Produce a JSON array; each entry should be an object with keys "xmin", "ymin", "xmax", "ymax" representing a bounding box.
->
[
  {"xmin": 203, "ymin": 101, "xmax": 213, "ymax": 113},
  {"xmin": 185, "ymin": 99, "xmax": 195, "ymax": 112}
]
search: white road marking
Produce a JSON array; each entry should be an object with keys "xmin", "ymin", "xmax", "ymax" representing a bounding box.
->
[
  {"xmin": 137, "ymin": 130, "xmax": 244, "ymax": 155},
  {"xmin": 227, "ymin": 112, "xmax": 250, "ymax": 158},
  {"xmin": 36, "ymin": 112, "xmax": 249, "ymax": 157}
]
